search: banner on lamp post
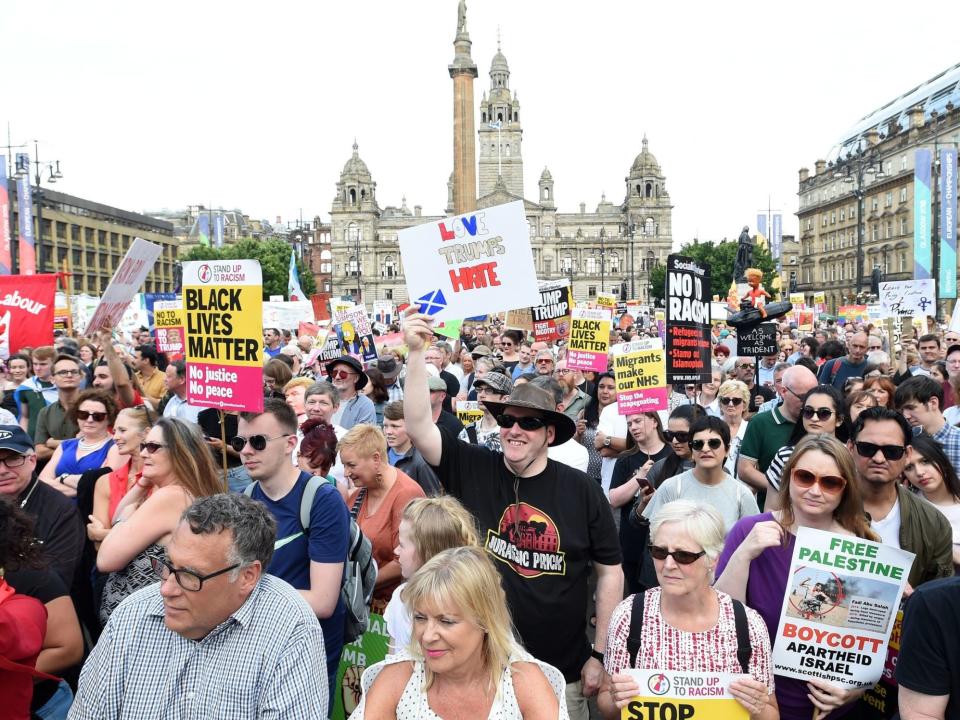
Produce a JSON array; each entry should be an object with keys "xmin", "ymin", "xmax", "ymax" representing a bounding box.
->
[
  {"xmin": 914, "ymin": 149, "xmax": 932, "ymax": 280},
  {"xmin": 940, "ymin": 148, "xmax": 957, "ymax": 299},
  {"xmin": 0, "ymin": 157, "xmax": 11, "ymax": 275},
  {"xmin": 15, "ymin": 155, "xmax": 35, "ymax": 275}
]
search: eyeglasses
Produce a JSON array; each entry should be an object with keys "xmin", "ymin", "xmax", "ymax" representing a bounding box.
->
[
  {"xmin": 0, "ymin": 454, "xmax": 28, "ymax": 468},
  {"xmin": 736, "ymin": 363, "xmax": 754, "ymax": 370},
  {"xmin": 791, "ymin": 468, "xmax": 847, "ymax": 494},
  {"xmin": 536, "ymin": 358, "xmax": 554, "ymax": 365},
  {"xmin": 151, "ymin": 556, "xmax": 240, "ymax": 592},
  {"xmin": 801, "ymin": 407, "xmax": 836, "ymax": 421},
  {"xmin": 690, "ymin": 438, "xmax": 724, "ymax": 451},
  {"xmin": 553, "ymin": 368, "xmax": 572, "ymax": 375},
  {"xmin": 140, "ymin": 442, "xmax": 168, "ymax": 454},
  {"xmin": 76, "ymin": 410, "xmax": 108, "ymax": 422},
  {"xmin": 495, "ymin": 414, "xmax": 548, "ymax": 431},
  {"xmin": 719, "ymin": 397, "xmax": 743, "ymax": 407},
  {"xmin": 648, "ymin": 544, "xmax": 707, "ymax": 565},
  {"xmin": 854, "ymin": 441, "xmax": 906, "ymax": 461},
  {"xmin": 229, "ymin": 433, "xmax": 292, "ymax": 452},
  {"xmin": 330, "ymin": 369, "xmax": 357, "ymax": 381},
  {"xmin": 54, "ymin": 369, "xmax": 81, "ymax": 377},
  {"xmin": 783, "ymin": 385, "xmax": 807, "ymax": 400},
  {"xmin": 663, "ymin": 431, "xmax": 690, "ymax": 443}
]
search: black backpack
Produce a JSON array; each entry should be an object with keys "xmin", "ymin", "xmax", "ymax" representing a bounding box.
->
[{"xmin": 625, "ymin": 590, "xmax": 752, "ymax": 672}]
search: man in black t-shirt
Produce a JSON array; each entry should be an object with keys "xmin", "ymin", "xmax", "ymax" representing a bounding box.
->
[{"xmin": 402, "ymin": 307, "xmax": 623, "ymax": 720}]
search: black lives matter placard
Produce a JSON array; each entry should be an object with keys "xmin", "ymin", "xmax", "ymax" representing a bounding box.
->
[
  {"xmin": 737, "ymin": 322, "xmax": 777, "ymax": 356},
  {"xmin": 665, "ymin": 254, "xmax": 711, "ymax": 384}
]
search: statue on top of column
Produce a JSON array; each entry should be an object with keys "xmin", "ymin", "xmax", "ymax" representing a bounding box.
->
[{"xmin": 457, "ymin": 0, "xmax": 467, "ymax": 34}]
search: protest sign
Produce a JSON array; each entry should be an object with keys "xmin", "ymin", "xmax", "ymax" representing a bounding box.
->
[
  {"xmin": 838, "ymin": 305, "xmax": 869, "ymax": 325},
  {"xmin": 398, "ymin": 200, "xmax": 539, "ymax": 320},
  {"xmin": 665, "ymin": 254, "xmax": 711, "ymax": 384},
  {"xmin": 654, "ymin": 311, "xmax": 665, "ymax": 343},
  {"xmin": 736, "ymin": 322, "xmax": 777, "ymax": 357},
  {"xmin": 772, "ymin": 527, "xmax": 913, "ymax": 688},
  {"xmin": 531, "ymin": 279, "xmax": 572, "ymax": 342},
  {"xmin": 504, "ymin": 306, "xmax": 533, "ymax": 332},
  {"xmin": 299, "ymin": 320, "xmax": 320, "ymax": 338},
  {"xmin": 154, "ymin": 300, "xmax": 184, "ymax": 359},
  {"xmin": 372, "ymin": 300, "xmax": 394, "ymax": 326},
  {"xmin": 456, "ymin": 400, "xmax": 484, "ymax": 426},
  {"xmin": 144, "ymin": 292, "xmax": 177, "ymax": 332},
  {"xmin": 332, "ymin": 613, "xmax": 388, "ymax": 720},
  {"xmin": 878, "ymin": 279, "xmax": 936, "ymax": 319},
  {"xmin": 182, "ymin": 260, "xmax": 263, "ymax": 413},
  {"xmin": 333, "ymin": 305, "xmax": 377, "ymax": 363},
  {"xmin": 796, "ymin": 309, "xmax": 814, "ymax": 332},
  {"xmin": 621, "ymin": 669, "xmax": 748, "ymax": 719},
  {"xmin": 54, "ymin": 292, "xmax": 72, "ymax": 333},
  {"xmin": 596, "ymin": 292, "xmax": 617, "ymax": 312},
  {"xmin": 566, "ymin": 307, "xmax": 611, "ymax": 372},
  {"xmin": 84, "ymin": 238, "xmax": 163, "ymax": 335},
  {"xmin": 789, "ymin": 292, "xmax": 806, "ymax": 309},
  {"xmin": 263, "ymin": 300, "xmax": 314, "ymax": 330},
  {"xmin": 612, "ymin": 339, "xmax": 668, "ymax": 414},
  {"xmin": 434, "ymin": 318, "xmax": 463, "ymax": 340},
  {"xmin": 119, "ymin": 294, "xmax": 148, "ymax": 336},
  {"xmin": 0, "ymin": 274, "xmax": 57, "ymax": 358},
  {"xmin": 814, "ymin": 291, "xmax": 826, "ymax": 314}
]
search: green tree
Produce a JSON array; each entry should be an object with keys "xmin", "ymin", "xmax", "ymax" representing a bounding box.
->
[
  {"xmin": 649, "ymin": 239, "xmax": 778, "ymax": 306},
  {"xmin": 183, "ymin": 238, "xmax": 316, "ymax": 299}
]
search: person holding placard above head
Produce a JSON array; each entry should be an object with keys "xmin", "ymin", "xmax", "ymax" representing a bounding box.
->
[
  {"xmin": 715, "ymin": 434, "xmax": 878, "ymax": 718},
  {"xmin": 599, "ymin": 500, "xmax": 776, "ymax": 719}
]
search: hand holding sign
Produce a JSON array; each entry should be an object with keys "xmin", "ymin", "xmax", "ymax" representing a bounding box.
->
[{"xmin": 402, "ymin": 304, "xmax": 436, "ymax": 352}]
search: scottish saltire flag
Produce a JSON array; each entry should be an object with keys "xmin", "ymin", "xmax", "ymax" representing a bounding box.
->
[
  {"xmin": 288, "ymin": 249, "xmax": 305, "ymax": 301},
  {"xmin": 488, "ymin": 121, "xmax": 501, "ymax": 130}
]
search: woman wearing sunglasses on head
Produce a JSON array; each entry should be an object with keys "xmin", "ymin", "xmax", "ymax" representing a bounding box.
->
[
  {"xmin": 903, "ymin": 434, "xmax": 960, "ymax": 572},
  {"xmin": 96, "ymin": 417, "xmax": 224, "ymax": 624},
  {"xmin": 599, "ymin": 500, "xmax": 777, "ymax": 720},
  {"xmin": 763, "ymin": 385, "xmax": 848, "ymax": 512},
  {"xmin": 716, "ymin": 379, "xmax": 750, "ymax": 478},
  {"xmin": 41, "ymin": 389, "xmax": 122, "ymax": 498},
  {"xmin": 715, "ymin": 434, "xmax": 877, "ymax": 719}
]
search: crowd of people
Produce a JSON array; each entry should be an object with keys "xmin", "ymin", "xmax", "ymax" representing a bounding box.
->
[{"xmin": 3, "ymin": 310, "xmax": 960, "ymax": 719}]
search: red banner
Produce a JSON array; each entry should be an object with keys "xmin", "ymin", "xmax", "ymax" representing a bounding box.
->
[{"xmin": 0, "ymin": 274, "xmax": 57, "ymax": 357}]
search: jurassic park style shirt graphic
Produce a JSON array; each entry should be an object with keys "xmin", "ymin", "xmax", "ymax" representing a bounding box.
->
[{"xmin": 487, "ymin": 501, "xmax": 565, "ymax": 577}]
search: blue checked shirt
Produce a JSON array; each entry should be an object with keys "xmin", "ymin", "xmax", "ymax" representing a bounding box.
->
[
  {"xmin": 68, "ymin": 574, "xmax": 327, "ymax": 720},
  {"xmin": 932, "ymin": 421, "xmax": 960, "ymax": 472}
]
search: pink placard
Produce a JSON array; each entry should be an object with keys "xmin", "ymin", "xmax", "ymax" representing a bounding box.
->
[
  {"xmin": 566, "ymin": 348, "xmax": 608, "ymax": 373},
  {"xmin": 617, "ymin": 387, "xmax": 669, "ymax": 414},
  {"xmin": 186, "ymin": 362, "xmax": 264, "ymax": 413}
]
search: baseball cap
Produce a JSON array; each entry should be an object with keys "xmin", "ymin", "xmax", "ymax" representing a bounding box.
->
[
  {"xmin": 470, "ymin": 345, "xmax": 492, "ymax": 359},
  {"xmin": 0, "ymin": 425, "xmax": 35, "ymax": 455}
]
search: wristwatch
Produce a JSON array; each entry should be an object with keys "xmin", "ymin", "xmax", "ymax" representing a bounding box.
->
[
  {"xmin": 603, "ymin": 435, "xmax": 612, "ymax": 448},
  {"xmin": 590, "ymin": 646, "xmax": 605, "ymax": 663}
]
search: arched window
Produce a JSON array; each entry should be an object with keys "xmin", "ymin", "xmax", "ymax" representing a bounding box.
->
[
  {"xmin": 382, "ymin": 255, "xmax": 398, "ymax": 278},
  {"xmin": 644, "ymin": 250, "xmax": 655, "ymax": 271},
  {"xmin": 560, "ymin": 254, "xmax": 574, "ymax": 273},
  {"xmin": 361, "ymin": 189, "xmax": 367, "ymax": 200},
  {"xmin": 349, "ymin": 188, "xmax": 357, "ymax": 204},
  {"xmin": 636, "ymin": 184, "xmax": 642, "ymax": 196},
  {"xmin": 586, "ymin": 257, "xmax": 597, "ymax": 274},
  {"xmin": 497, "ymin": 112, "xmax": 503, "ymax": 121},
  {"xmin": 644, "ymin": 217, "xmax": 655, "ymax": 236},
  {"xmin": 347, "ymin": 255, "xmax": 359, "ymax": 276},
  {"xmin": 482, "ymin": 112, "xmax": 487, "ymax": 123},
  {"xmin": 645, "ymin": 183, "xmax": 653, "ymax": 198}
]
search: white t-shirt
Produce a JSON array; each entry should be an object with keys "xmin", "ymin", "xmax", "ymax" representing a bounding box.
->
[
  {"xmin": 548, "ymin": 438, "xmax": 589, "ymax": 473},
  {"xmin": 642, "ymin": 469, "xmax": 759, "ymax": 532},
  {"xmin": 384, "ymin": 581, "xmax": 412, "ymax": 654},
  {"xmin": 870, "ymin": 498, "xmax": 902, "ymax": 549},
  {"xmin": 597, "ymin": 403, "xmax": 628, "ymax": 495}
]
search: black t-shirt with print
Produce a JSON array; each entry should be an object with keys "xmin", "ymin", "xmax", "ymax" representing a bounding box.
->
[{"xmin": 433, "ymin": 429, "xmax": 622, "ymax": 681}]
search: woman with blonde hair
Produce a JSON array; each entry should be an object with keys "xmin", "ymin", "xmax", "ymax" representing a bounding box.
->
[
  {"xmin": 352, "ymin": 546, "xmax": 568, "ymax": 719},
  {"xmin": 717, "ymin": 379, "xmax": 750, "ymax": 478},
  {"xmin": 715, "ymin": 434, "xmax": 877, "ymax": 718},
  {"xmin": 385, "ymin": 495, "xmax": 479, "ymax": 653},
  {"xmin": 96, "ymin": 417, "xmax": 224, "ymax": 624},
  {"xmin": 341, "ymin": 424, "xmax": 425, "ymax": 612}
]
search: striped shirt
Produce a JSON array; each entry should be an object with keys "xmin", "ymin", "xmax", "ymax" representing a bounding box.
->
[{"xmin": 68, "ymin": 574, "xmax": 327, "ymax": 720}]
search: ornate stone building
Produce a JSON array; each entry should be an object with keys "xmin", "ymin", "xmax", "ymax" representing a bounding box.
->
[{"xmin": 329, "ymin": 10, "xmax": 674, "ymax": 306}]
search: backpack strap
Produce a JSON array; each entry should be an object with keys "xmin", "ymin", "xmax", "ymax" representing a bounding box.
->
[
  {"xmin": 298, "ymin": 475, "xmax": 327, "ymax": 535},
  {"xmin": 829, "ymin": 357, "xmax": 843, "ymax": 383},
  {"xmin": 350, "ymin": 487, "xmax": 367, "ymax": 520},
  {"xmin": 626, "ymin": 590, "xmax": 646, "ymax": 668},
  {"xmin": 242, "ymin": 481, "xmax": 257, "ymax": 498},
  {"xmin": 731, "ymin": 599, "xmax": 752, "ymax": 674}
]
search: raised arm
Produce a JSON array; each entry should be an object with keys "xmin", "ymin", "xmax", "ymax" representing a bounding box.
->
[
  {"xmin": 97, "ymin": 330, "xmax": 136, "ymax": 408},
  {"xmin": 401, "ymin": 307, "xmax": 443, "ymax": 466}
]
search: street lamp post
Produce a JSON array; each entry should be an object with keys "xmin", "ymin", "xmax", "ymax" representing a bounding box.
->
[
  {"xmin": 599, "ymin": 227, "xmax": 606, "ymax": 293},
  {"xmin": 25, "ymin": 141, "xmax": 63, "ymax": 274},
  {"xmin": 627, "ymin": 223, "xmax": 636, "ymax": 299},
  {"xmin": 832, "ymin": 138, "xmax": 884, "ymax": 296}
]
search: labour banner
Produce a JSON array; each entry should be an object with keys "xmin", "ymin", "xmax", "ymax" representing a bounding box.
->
[
  {"xmin": 941, "ymin": 148, "xmax": 957, "ymax": 299},
  {"xmin": 0, "ymin": 274, "xmax": 57, "ymax": 357},
  {"xmin": 914, "ymin": 149, "xmax": 932, "ymax": 280},
  {"xmin": 84, "ymin": 238, "xmax": 163, "ymax": 335},
  {"xmin": 182, "ymin": 259, "xmax": 263, "ymax": 412},
  {"xmin": 771, "ymin": 527, "xmax": 913, "ymax": 688},
  {"xmin": 16, "ymin": 164, "xmax": 35, "ymax": 274},
  {"xmin": 332, "ymin": 613, "xmax": 388, "ymax": 720},
  {"xmin": 878, "ymin": 279, "xmax": 936, "ymax": 319},
  {"xmin": 398, "ymin": 200, "xmax": 538, "ymax": 320},
  {"xmin": 154, "ymin": 300, "xmax": 184, "ymax": 359},
  {"xmin": 566, "ymin": 307, "xmax": 611, "ymax": 372},
  {"xmin": 621, "ymin": 669, "xmax": 749, "ymax": 719},
  {"xmin": 530, "ymin": 279, "xmax": 572, "ymax": 342},
  {"xmin": 612, "ymin": 338, "xmax": 667, "ymax": 414},
  {"xmin": 0, "ymin": 157, "xmax": 11, "ymax": 274},
  {"xmin": 665, "ymin": 254, "xmax": 711, "ymax": 384}
]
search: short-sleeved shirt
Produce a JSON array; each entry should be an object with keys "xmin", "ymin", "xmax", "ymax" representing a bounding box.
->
[
  {"xmin": 251, "ymin": 471, "xmax": 350, "ymax": 673},
  {"xmin": 738, "ymin": 405, "xmax": 795, "ymax": 473},
  {"xmin": 642, "ymin": 469, "xmax": 759, "ymax": 532},
  {"xmin": 597, "ymin": 402, "xmax": 628, "ymax": 494},
  {"xmin": 334, "ymin": 393, "xmax": 377, "ymax": 430},
  {"xmin": 431, "ymin": 428, "xmax": 621, "ymax": 681},
  {"xmin": 817, "ymin": 356, "xmax": 867, "ymax": 389},
  {"xmin": 34, "ymin": 399, "xmax": 78, "ymax": 446}
]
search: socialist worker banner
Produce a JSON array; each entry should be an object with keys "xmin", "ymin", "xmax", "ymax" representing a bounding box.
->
[{"xmin": 0, "ymin": 274, "xmax": 57, "ymax": 358}]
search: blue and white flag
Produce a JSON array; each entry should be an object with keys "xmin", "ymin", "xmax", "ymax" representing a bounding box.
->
[
  {"xmin": 288, "ymin": 248, "xmax": 305, "ymax": 301},
  {"xmin": 488, "ymin": 121, "xmax": 502, "ymax": 130}
]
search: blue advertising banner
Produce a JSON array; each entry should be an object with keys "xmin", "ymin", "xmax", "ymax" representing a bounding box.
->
[
  {"xmin": 197, "ymin": 214, "xmax": 210, "ymax": 247},
  {"xmin": 772, "ymin": 213, "xmax": 783, "ymax": 271},
  {"xmin": 16, "ymin": 153, "xmax": 35, "ymax": 275},
  {"xmin": 213, "ymin": 213, "xmax": 224, "ymax": 248},
  {"xmin": 941, "ymin": 148, "xmax": 957, "ymax": 299},
  {"xmin": 756, "ymin": 214, "xmax": 767, "ymax": 239},
  {"xmin": 914, "ymin": 149, "xmax": 932, "ymax": 280}
]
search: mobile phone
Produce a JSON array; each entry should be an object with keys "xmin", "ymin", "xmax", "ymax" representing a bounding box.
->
[{"xmin": 634, "ymin": 472, "xmax": 652, "ymax": 491}]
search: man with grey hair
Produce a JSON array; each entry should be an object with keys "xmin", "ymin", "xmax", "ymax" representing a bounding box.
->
[{"xmin": 69, "ymin": 494, "xmax": 327, "ymax": 719}]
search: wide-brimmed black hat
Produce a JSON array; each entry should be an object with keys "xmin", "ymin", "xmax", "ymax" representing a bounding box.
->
[
  {"xmin": 375, "ymin": 354, "xmax": 402, "ymax": 382},
  {"xmin": 325, "ymin": 356, "xmax": 368, "ymax": 390},
  {"xmin": 480, "ymin": 383, "xmax": 576, "ymax": 446}
]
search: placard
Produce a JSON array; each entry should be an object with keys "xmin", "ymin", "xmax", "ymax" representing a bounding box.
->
[
  {"xmin": 665, "ymin": 254, "xmax": 711, "ymax": 384},
  {"xmin": 531, "ymin": 279, "xmax": 572, "ymax": 342},
  {"xmin": 566, "ymin": 307, "xmax": 611, "ymax": 372},
  {"xmin": 771, "ymin": 527, "xmax": 914, "ymax": 688},
  {"xmin": 398, "ymin": 200, "xmax": 539, "ymax": 320},
  {"xmin": 333, "ymin": 305, "xmax": 377, "ymax": 363},
  {"xmin": 613, "ymin": 339, "xmax": 668, "ymax": 414},
  {"xmin": 154, "ymin": 300, "xmax": 184, "ymax": 359},
  {"xmin": 332, "ymin": 613, "xmax": 388, "ymax": 720},
  {"xmin": 182, "ymin": 260, "xmax": 263, "ymax": 412},
  {"xmin": 0, "ymin": 274, "xmax": 57, "ymax": 358},
  {"xmin": 263, "ymin": 300, "xmax": 315, "ymax": 330},
  {"xmin": 84, "ymin": 238, "xmax": 163, "ymax": 335},
  {"xmin": 456, "ymin": 400, "xmax": 484, "ymax": 426},
  {"xmin": 596, "ymin": 292, "xmax": 617, "ymax": 312},
  {"xmin": 878, "ymin": 279, "xmax": 936, "ymax": 319},
  {"xmin": 736, "ymin": 322, "xmax": 777, "ymax": 357},
  {"xmin": 621, "ymin": 669, "xmax": 748, "ymax": 719}
]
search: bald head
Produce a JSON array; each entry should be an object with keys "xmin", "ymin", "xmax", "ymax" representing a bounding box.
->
[{"xmin": 847, "ymin": 332, "xmax": 869, "ymax": 364}]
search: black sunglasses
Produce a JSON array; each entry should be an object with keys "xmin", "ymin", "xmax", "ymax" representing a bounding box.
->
[
  {"xmin": 76, "ymin": 410, "xmax": 108, "ymax": 422},
  {"xmin": 495, "ymin": 414, "xmax": 548, "ymax": 431},
  {"xmin": 719, "ymin": 397, "xmax": 743, "ymax": 407},
  {"xmin": 140, "ymin": 442, "xmax": 168, "ymax": 454},
  {"xmin": 663, "ymin": 431, "xmax": 690, "ymax": 443},
  {"xmin": 648, "ymin": 544, "xmax": 707, "ymax": 565},
  {"xmin": 690, "ymin": 438, "xmax": 724, "ymax": 451},
  {"xmin": 802, "ymin": 407, "xmax": 836, "ymax": 421},
  {"xmin": 229, "ymin": 433, "xmax": 292, "ymax": 453},
  {"xmin": 854, "ymin": 441, "xmax": 906, "ymax": 461}
]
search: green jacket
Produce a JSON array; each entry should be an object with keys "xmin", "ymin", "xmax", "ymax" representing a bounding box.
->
[{"xmin": 894, "ymin": 483, "xmax": 955, "ymax": 588}]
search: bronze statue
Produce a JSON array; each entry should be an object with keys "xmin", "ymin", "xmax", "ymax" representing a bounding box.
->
[{"xmin": 733, "ymin": 225, "xmax": 753, "ymax": 283}]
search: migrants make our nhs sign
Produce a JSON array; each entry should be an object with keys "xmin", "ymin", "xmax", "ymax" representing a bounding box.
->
[{"xmin": 398, "ymin": 200, "xmax": 539, "ymax": 321}]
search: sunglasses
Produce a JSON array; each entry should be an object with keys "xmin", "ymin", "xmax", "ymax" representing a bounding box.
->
[
  {"xmin": 536, "ymin": 358, "xmax": 554, "ymax": 365},
  {"xmin": 140, "ymin": 442, "xmax": 168, "ymax": 454},
  {"xmin": 719, "ymin": 397, "xmax": 743, "ymax": 407},
  {"xmin": 229, "ymin": 433, "xmax": 293, "ymax": 452},
  {"xmin": 330, "ymin": 369, "xmax": 356, "ymax": 380},
  {"xmin": 802, "ymin": 407, "xmax": 836, "ymax": 421},
  {"xmin": 684, "ymin": 385, "xmax": 697, "ymax": 391},
  {"xmin": 854, "ymin": 441, "xmax": 906, "ymax": 461},
  {"xmin": 791, "ymin": 467, "xmax": 846, "ymax": 494},
  {"xmin": 648, "ymin": 544, "xmax": 707, "ymax": 565},
  {"xmin": 76, "ymin": 410, "xmax": 108, "ymax": 422},
  {"xmin": 495, "ymin": 414, "xmax": 548, "ymax": 431},
  {"xmin": 690, "ymin": 438, "xmax": 724, "ymax": 451},
  {"xmin": 663, "ymin": 430, "xmax": 690, "ymax": 443}
]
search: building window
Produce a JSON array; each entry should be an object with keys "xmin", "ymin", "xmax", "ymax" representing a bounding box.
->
[
  {"xmin": 885, "ymin": 191, "xmax": 893, "ymax": 207},
  {"xmin": 346, "ymin": 223, "xmax": 360, "ymax": 244},
  {"xmin": 588, "ymin": 285, "xmax": 597, "ymax": 298},
  {"xmin": 822, "ymin": 215, "xmax": 827, "ymax": 228},
  {"xmin": 381, "ymin": 255, "xmax": 398, "ymax": 278},
  {"xmin": 544, "ymin": 257, "xmax": 552, "ymax": 275},
  {"xmin": 871, "ymin": 197, "xmax": 878, "ymax": 212},
  {"xmin": 586, "ymin": 257, "xmax": 597, "ymax": 275},
  {"xmin": 609, "ymin": 252, "xmax": 620, "ymax": 274},
  {"xmin": 347, "ymin": 255, "xmax": 360, "ymax": 276},
  {"xmin": 900, "ymin": 187, "xmax": 907, "ymax": 203},
  {"xmin": 560, "ymin": 254, "xmax": 573, "ymax": 273},
  {"xmin": 830, "ymin": 211, "xmax": 836, "ymax": 224},
  {"xmin": 885, "ymin": 221, "xmax": 892, "ymax": 239},
  {"xmin": 385, "ymin": 289, "xmax": 393, "ymax": 300},
  {"xmin": 900, "ymin": 217, "xmax": 908, "ymax": 236},
  {"xmin": 901, "ymin": 155, "xmax": 908, "ymax": 171},
  {"xmin": 839, "ymin": 209, "xmax": 845, "ymax": 221},
  {"xmin": 644, "ymin": 217, "xmax": 655, "ymax": 236},
  {"xmin": 900, "ymin": 252, "xmax": 907, "ymax": 273}
]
